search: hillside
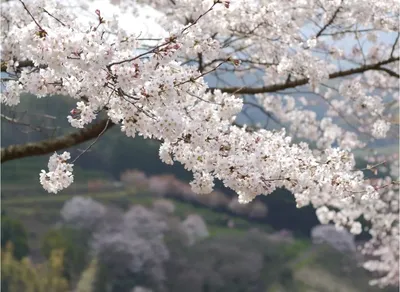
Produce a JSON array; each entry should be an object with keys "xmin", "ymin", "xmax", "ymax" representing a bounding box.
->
[{"xmin": 1, "ymin": 185, "xmax": 397, "ymax": 292}]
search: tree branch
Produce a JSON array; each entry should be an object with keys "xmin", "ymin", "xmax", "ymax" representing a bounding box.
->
[
  {"xmin": 1, "ymin": 118, "xmax": 115, "ymax": 163},
  {"xmin": 315, "ymin": 2, "xmax": 342, "ymax": 38},
  {"xmin": 210, "ymin": 57, "xmax": 399, "ymax": 94},
  {"xmin": 390, "ymin": 33, "xmax": 399, "ymax": 58},
  {"xmin": 1, "ymin": 113, "xmax": 59, "ymax": 132},
  {"xmin": 376, "ymin": 67, "xmax": 400, "ymax": 78}
]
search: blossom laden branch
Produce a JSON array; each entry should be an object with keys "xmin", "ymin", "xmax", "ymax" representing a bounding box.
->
[{"xmin": 210, "ymin": 57, "xmax": 399, "ymax": 94}]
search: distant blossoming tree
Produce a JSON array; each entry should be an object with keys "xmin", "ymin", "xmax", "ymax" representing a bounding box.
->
[
  {"xmin": 152, "ymin": 199, "xmax": 176, "ymax": 216},
  {"xmin": 1, "ymin": 0, "xmax": 399, "ymax": 286},
  {"xmin": 181, "ymin": 214, "xmax": 209, "ymax": 245},
  {"xmin": 61, "ymin": 198, "xmax": 169, "ymax": 292},
  {"xmin": 61, "ymin": 196, "xmax": 107, "ymax": 230},
  {"xmin": 311, "ymin": 224, "xmax": 357, "ymax": 254}
]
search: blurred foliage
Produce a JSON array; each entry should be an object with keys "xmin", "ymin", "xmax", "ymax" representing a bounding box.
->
[
  {"xmin": 2, "ymin": 192, "xmax": 397, "ymax": 292},
  {"xmin": 76, "ymin": 259, "xmax": 98, "ymax": 292},
  {"xmin": 1, "ymin": 242, "xmax": 69, "ymax": 292},
  {"xmin": 41, "ymin": 227, "xmax": 91, "ymax": 285},
  {"xmin": 165, "ymin": 230, "xmax": 299, "ymax": 292},
  {"xmin": 258, "ymin": 189, "xmax": 319, "ymax": 237},
  {"xmin": 92, "ymin": 256, "xmax": 151, "ymax": 292},
  {"xmin": 280, "ymin": 239, "xmax": 310, "ymax": 258},
  {"xmin": 1, "ymin": 213, "xmax": 29, "ymax": 260}
]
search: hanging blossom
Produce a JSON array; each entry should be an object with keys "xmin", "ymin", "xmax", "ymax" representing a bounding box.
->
[
  {"xmin": 371, "ymin": 119, "xmax": 391, "ymax": 139},
  {"xmin": 359, "ymin": 178, "xmax": 399, "ymax": 287},
  {"xmin": 314, "ymin": 176, "xmax": 399, "ymax": 288},
  {"xmin": 39, "ymin": 151, "xmax": 74, "ymax": 194}
]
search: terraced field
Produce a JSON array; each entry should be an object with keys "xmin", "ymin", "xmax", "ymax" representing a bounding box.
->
[{"xmin": 2, "ymin": 186, "xmax": 396, "ymax": 292}]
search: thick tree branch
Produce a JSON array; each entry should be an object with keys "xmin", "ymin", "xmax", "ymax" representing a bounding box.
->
[
  {"xmin": 210, "ymin": 57, "xmax": 399, "ymax": 94},
  {"xmin": 1, "ymin": 118, "xmax": 115, "ymax": 163}
]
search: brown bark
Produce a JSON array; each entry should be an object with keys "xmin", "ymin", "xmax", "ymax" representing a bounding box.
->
[
  {"xmin": 210, "ymin": 57, "xmax": 399, "ymax": 94},
  {"xmin": 1, "ymin": 119, "xmax": 114, "ymax": 163}
]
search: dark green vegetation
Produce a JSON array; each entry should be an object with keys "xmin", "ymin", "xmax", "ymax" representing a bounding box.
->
[
  {"xmin": 1, "ymin": 212, "xmax": 29, "ymax": 260},
  {"xmin": 41, "ymin": 227, "xmax": 91, "ymax": 284}
]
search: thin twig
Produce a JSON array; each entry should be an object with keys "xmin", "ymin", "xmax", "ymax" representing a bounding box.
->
[
  {"xmin": 71, "ymin": 119, "xmax": 110, "ymax": 163},
  {"xmin": 19, "ymin": 0, "xmax": 46, "ymax": 32},
  {"xmin": 42, "ymin": 8, "xmax": 66, "ymax": 27}
]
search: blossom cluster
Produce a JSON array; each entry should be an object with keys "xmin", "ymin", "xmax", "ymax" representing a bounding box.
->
[{"xmin": 39, "ymin": 151, "xmax": 74, "ymax": 194}]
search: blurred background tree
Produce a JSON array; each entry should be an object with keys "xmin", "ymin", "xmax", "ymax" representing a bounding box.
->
[
  {"xmin": 1, "ymin": 242, "xmax": 69, "ymax": 292},
  {"xmin": 41, "ymin": 227, "xmax": 91, "ymax": 285},
  {"xmin": 1, "ymin": 212, "xmax": 29, "ymax": 260}
]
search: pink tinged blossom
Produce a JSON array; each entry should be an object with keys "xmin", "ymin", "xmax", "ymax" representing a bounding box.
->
[{"xmin": 1, "ymin": 0, "xmax": 399, "ymax": 286}]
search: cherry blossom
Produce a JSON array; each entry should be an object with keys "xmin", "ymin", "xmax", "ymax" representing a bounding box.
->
[
  {"xmin": 39, "ymin": 151, "xmax": 74, "ymax": 194},
  {"xmin": 1, "ymin": 0, "xmax": 399, "ymax": 287}
]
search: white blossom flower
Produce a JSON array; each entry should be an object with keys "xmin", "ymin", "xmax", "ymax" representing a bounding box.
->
[
  {"xmin": 371, "ymin": 119, "xmax": 391, "ymax": 138},
  {"xmin": 39, "ymin": 152, "xmax": 74, "ymax": 194}
]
